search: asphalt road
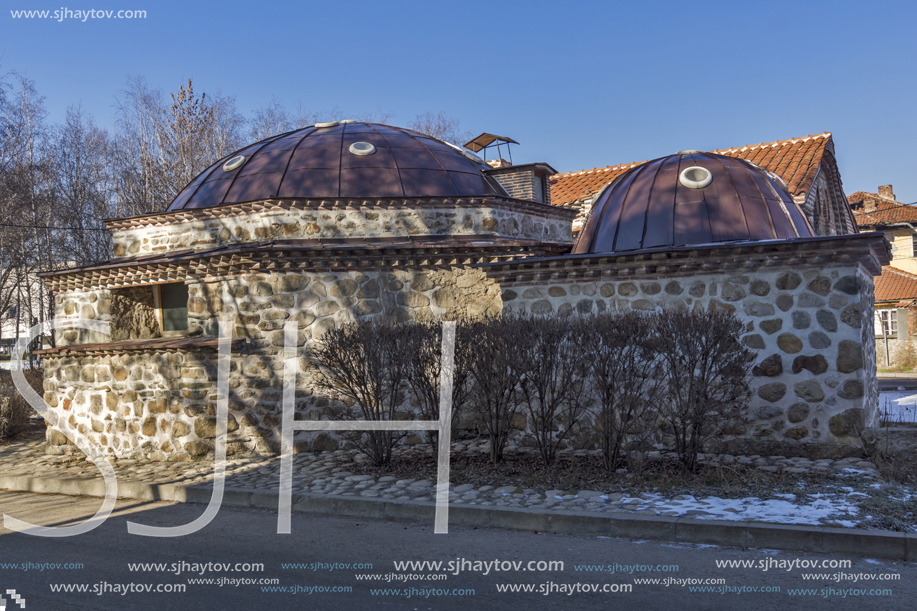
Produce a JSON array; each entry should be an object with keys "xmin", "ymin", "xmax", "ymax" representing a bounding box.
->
[
  {"xmin": 0, "ymin": 491, "xmax": 915, "ymax": 610},
  {"xmin": 878, "ymin": 377, "xmax": 917, "ymax": 391}
]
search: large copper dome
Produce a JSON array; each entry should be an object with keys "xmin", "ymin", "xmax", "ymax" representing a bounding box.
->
[
  {"xmin": 573, "ymin": 151, "xmax": 815, "ymax": 254},
  {"xmin": 167, "ymin": 122, "xmax": 507, "ymax": 211}
]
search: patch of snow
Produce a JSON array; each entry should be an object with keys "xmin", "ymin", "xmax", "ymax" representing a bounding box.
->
[
  {"xmin": 633, "ymin": 492, "xmax": 860, "ymax": 527},
  {"xmin": 879, "ymin": 391, "xmax": 917, "ymax": 423}
]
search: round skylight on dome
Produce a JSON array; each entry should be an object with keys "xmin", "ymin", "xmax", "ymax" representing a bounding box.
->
[
  {"xmin": 349, "ymin": 142, "xmax": 376, "ymax": 156},
  {"xmin": 679, "ymin": 166, "xmax": 713, "ymax": 189},
  {"xmin": 222, "ymin": 155, "xmax": 247, "ymax": 172},
  {"xmin": 315, "ymin": 121, "xmax": 339, "ymax": 128}
]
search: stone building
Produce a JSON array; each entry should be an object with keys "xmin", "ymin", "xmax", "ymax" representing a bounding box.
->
[
  {"xmin": 849, "ymin": 185, "xmax": 917, "ymax": 273},
  {"xmin": 36, "ymin": 123, "xmax": 887, "ymax": 460},
  {"xmin": 848, "ymin": 185, "xmax": 917, "ymax": 366},
  {"xmin": 872, "ymin": 266, "xmax": 917, "ymax": 368}
]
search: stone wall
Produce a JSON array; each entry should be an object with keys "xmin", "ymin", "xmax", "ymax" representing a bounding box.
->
[
  {"xmin": 43, "ymin": 350, "xmax": 212, "ymax": 459},
  {"xmin": 501, "ymin": 265, "xmax": 876, "ymax": 452},
  {"xmin": 109, "ymin": 286, "xmax": 161, "ymax": 341},
  {"xmin": 43, "ymin": 265, "xmax": 504, "ymax": 459},
  {"xmin": 110, "ymin": 200, "xmax": 574, "ymax": 258},
  {"xmin": 52, "ymin": 286, "xmax": 162, "ymax": 346},
  {"xmin": 54, "ymin": 290, "xmax": 114, "ymax": 346}
]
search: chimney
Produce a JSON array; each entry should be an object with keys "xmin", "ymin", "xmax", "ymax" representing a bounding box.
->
[
  {"xmin": 485, "ymin": 163, "xmax": 558, "ymax": 204},
  {"xmin": 879, "ymin": 184, "xmax": 896, "ymax": 200},
  {"xmin": 466, "ymin": 132, "xmax": 558, "ymax": 204}
]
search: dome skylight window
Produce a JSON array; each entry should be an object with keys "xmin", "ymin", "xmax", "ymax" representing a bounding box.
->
[
  {"xmin": 349, "ymin": 142, "xmax": 376, "ymax": 156},
  {"xmin": 679, "ymin": 166, "xmax": 713, "ymax": 189},
  {"xmin": 222, "ymin": 155, "xmax": 247, "ymax": 172},
  {"xmin": 315, "ymin": 121, "xmax": 339, "ymax": 128}
]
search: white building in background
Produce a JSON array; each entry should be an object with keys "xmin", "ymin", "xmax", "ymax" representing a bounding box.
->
[{"xmin": 0, "ymin": 268, "xmax": 53, "ymax": 357}]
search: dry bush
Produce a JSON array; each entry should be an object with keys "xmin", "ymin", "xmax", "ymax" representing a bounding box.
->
[
  {"xmin": 0, "ymin": 368, "xmax": 43, "ymax": 441},
  {"xmin": 515, "ymin": 315, "xmax": 591, "ymax": 466},
  {"xmin": 401, "ymin": 319, "xmax": 473, "ymax": 455},
  {"xmin": 464, "ymin": 316, "xmax": 527, "ymax": 465},
  {"xmin": 310, "ymin": 320, "xmax": 408, "ymax": 466},
  {"xmin": 584, "ymin": 311, "xmax": 664, "ymax": 472},
  {"xmin": 655, "ymin": 309, "xmax": 754, "ymax": 471}
]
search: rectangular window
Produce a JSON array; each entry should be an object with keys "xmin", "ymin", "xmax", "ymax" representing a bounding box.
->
[
  {"xmin": 156, "ymin": 283, "xmax": 189, "ymax": 335},
  {"xmin": 912, "ymin": 232, "xmax": 917, "ymax": 258},
  {"xmin": 876, "ymin": 309, "xmax": 897, "ymax": 336}
]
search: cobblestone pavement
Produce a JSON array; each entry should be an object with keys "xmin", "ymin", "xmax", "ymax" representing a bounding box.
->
[{"xmin": 0, "ymin": 433, "xmax": 883, "ymax": 526}]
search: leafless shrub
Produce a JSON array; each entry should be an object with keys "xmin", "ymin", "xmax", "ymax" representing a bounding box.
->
[
  {"xmin": 401, "ymin": 319, "xmax": 473, "ymax": 454},
  {"xmin": 0, "ymin": 368, "xmax": 42, "ymax": 440},
  {"xmin": 515, "ymin": 315, "xmax": 591, "ymax": 465},
  {"xmin": 310, "ymin": 320, "xmax": 409, "ymax": 466},
  {"xmin": 584, "ymin": 311, "xmax": 664, "ymax": 472},
  {"xmin": 654, "ymin": 309, "xmax": 754, "ymax": 471},
  {"xmin": 464, "ymin": 316, "xmax": 526, "ymax": 465}
]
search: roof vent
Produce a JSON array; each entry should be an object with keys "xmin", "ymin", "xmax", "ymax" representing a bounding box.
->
[
  {"xmin": 222, "ymin": 155, "xmax": 247, "ymax": 172},
  {"xmin": 464, "ymin": 133, "xmax": 518, "ymax": 165},
  {"xmin": 349, "ymin": 142, "xmax": 376, "ymax": 156},
  {"xmin": 339, "ymin": 119, "xmax": 357, "ymax": 124},
  {"xmin": 315, "ymin": 121, "xmax": 339, "ymax": 128},
  {"xmin": 679, "ymin": 166, "xmax": 713, "ymax": 189}
]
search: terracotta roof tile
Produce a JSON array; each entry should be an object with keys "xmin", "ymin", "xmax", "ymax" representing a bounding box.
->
[
  {"xmin": 549, "ymin": 132, "xmax": 833, "ymax": 206},
  {"xmin": 875, "ymin": 266, "xmax": 917, "ymax": 303},
  {"xmin": 849, "ymin": 191, "xmax": 917, "ymax": 226}
]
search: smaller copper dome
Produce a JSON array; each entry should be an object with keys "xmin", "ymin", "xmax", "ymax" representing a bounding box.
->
[{"xmin": 573, "ymin": 152, "xmax": 814, "ymax": 254}]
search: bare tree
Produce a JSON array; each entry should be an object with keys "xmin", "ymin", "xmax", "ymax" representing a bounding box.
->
[
  {"xmin": 354, "ymin": 106, "xmax": 395, "ymax": 125},
  {"xmin": 250, "ymin": 97, "xmax": 295, "ymax": 142},
  {"xmin": 158, "ymin": 79, "xmax": 217, "ymax": 200},
  {"xmin": 111, "ymin": 77, "xmax": 242, "ymax": 217},
  {"xmin": 110, "ymin": 74, "xmax": 166, "ymax": 216},
  {"xmin": 409, "ymin": 111, "xmax": 471, "ymax": 146},
  {"xmin": 205, "ymin": 90, "xmax": 246, "ymax": 160},
  {"xmin": 51, "ymin": 104, "xmax": 114, "ymax": 266}
]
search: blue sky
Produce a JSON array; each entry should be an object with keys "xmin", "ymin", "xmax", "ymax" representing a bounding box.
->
[{"xmin": 3, "ymin": 0, "xmax": 915, "ymax": 200}]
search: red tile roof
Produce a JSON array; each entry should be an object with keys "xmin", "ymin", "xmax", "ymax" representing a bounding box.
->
[
  {"xmin": 549, "ymin": 132, "xmax": 833, "ymax": 206},
  {"xmin": 849, "ymin": 191, "xmax": 917, "ymax": 227},
  {"xmin": 875, "ymin": 266, "xmax": 917, "ymax": 304}
]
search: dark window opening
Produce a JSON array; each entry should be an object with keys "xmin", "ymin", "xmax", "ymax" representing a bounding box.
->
[{"xmin": 160, "ymin": 283, "xmax": 189, "ymax": 333}]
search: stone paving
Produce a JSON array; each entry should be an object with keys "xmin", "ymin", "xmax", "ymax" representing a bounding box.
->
[{"xmin": 0, "ymin": 434, "xmax": 883, "ymax": 525}]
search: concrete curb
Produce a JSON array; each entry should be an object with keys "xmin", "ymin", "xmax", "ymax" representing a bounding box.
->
[{"xmin": 1, "ymin": 474, "xmax": 914, "ymax": 561}]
